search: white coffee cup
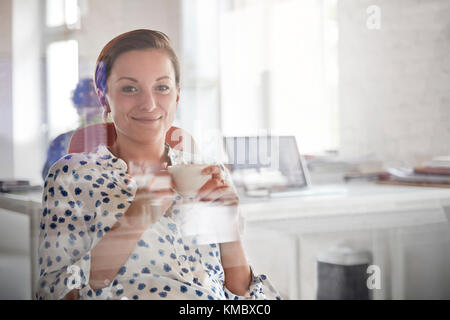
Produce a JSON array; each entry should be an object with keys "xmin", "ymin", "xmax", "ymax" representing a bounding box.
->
[
  {"xmin": 168, "ymin": 163, "xmax": 241, "ymax": 244},
  {"xmin": 167, "ymin": 164, "xmax": 211, "ymax": 198}
]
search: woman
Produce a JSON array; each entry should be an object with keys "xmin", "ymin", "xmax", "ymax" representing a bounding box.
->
[
  {"xmin": 36, "ymin": 29, "xmax": 281, "ymax": 300},
  {"xmin": 41, "ymin": 78, "xmax": 103, "ymax": 180}
]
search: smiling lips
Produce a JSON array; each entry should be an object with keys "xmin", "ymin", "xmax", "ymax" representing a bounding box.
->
[{"xmin": 131, "ymin": 115, "xmax": 163, "ymax": 122}]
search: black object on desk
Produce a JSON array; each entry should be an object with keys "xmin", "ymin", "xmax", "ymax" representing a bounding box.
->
[
  {"xmin": 316, "ymin": 247, "xmax": 373, "ymax": 300},
  {"xmin": 0, "ymin": 180, "xmax": 42, "ymax": 193}
]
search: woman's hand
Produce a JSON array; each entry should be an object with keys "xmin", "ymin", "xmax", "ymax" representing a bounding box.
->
[
  {"xmin": 194, "ymin": 165, "xmax": 239, "ymax": 206},
  {"xmin": 124, "ymin": 164, "xmax": 175, "ymax": 228},
  {"xmin": 90, "ymin": 164, "xmax": 174, "ymax": 292}
]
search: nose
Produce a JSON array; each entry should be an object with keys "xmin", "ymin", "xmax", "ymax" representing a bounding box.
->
[{"xmin": 138, "ymin": 88, "xmax": 157, "ymax": 112}]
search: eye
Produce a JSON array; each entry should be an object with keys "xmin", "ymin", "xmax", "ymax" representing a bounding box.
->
[
  {"xmin": 122, "ymin": 86, "xmax": 138, "ymax": 93},
  {"xmin": 156, "ymin": 85, "xmax": 170, "ymax": 92}
]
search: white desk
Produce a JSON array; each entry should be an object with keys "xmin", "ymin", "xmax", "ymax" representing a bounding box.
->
[
  {"xmin": 0, "ymin": 190, "xmax": 42, "ymax": 298},
  {"xmin": 238, "ymin": 183, "xmax": 450, "ymax": 299},
  {"xmin": 1, "ymin": 183, "xmax": 450, "ymax": 300}
]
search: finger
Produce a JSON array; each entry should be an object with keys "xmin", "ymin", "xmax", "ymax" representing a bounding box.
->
[
  {"xmin": 217, "ymin": 195, "xmax": 239, "ymax": 206},
  {"xmin": 201, "ymin": 165, "xmax": 224, "ymax": 182},
  {"xmin": 213, "ymin": 190, "xmax": 239, "ymax": 205},
  {"xmin": 195, "ymin": 178, "xmax": 228, "ymax": 201},
  {"xmin": 211, "ymin": 172, "xmax": 223, "ymax": 181},
  {"xmin": 207, "ymin": 192, "xmax": 239, "ymax": 207},
  {"xmin": 199, "ymin": 186, "xmax": 229, "ymax": 202},
  {"xmin": 201, "ymin": 187, "xmax": 236, "ymax": 203},
  {"xmin": 201, "ymin": 165, "xmax": 221, "ymax": 175},
  {"xmin": 199, "ymin": 184, "xmax": 238, "ymax": 203}
]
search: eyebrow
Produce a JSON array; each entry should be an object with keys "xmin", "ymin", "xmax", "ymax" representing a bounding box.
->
[
  {"xmin": 116, "ymin": 76, "xmax": 171, "ymax": 82},
  {"xmin": 117, "ymin": 76, "xmax": 137, "ymax": 82}
]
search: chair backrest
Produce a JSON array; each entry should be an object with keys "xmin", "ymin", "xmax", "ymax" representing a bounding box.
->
[{"xmin": 68, "ymin": 122, "xmax": 196, "ymax": 154}]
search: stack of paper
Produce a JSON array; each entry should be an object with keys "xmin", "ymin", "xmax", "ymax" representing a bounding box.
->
[
  {"xmin": 414, "ymin": 156, "xmax": 450, "ymax": 175},
  {"xmin": 378, "ymin": 156, "xmax": 450, "ymax": 187}
]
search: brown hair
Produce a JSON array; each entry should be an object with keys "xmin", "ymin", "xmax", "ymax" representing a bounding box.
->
[{"xmin": 94, "ymin": 29, "xmax": 180, "ymax": 105}]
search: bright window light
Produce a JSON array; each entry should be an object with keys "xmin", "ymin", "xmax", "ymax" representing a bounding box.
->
[
  {"xmin": 220, "ymin": 0, "xmax": 339, "ymax": 154},
  {"xmin": 46, "ymin": 0, "xmax": 79, "ymax": 28},
  {"xmin": 46, "ymin": 0, "xmax": 65, "ymax": 27},
  {"xmin": 65, "ymin": 0, "xmax": 79, "ymax": 27},
  {"xmin": 46, "ymin": 40, "xmax": 79, "ymax": 139}
]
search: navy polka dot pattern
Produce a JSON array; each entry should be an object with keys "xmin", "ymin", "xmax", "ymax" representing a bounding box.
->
[{"xmin": 36, "ymin": 144, "xmax": 281, "ymax": 300}]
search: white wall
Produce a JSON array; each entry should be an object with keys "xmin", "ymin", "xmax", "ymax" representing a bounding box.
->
[
  {"xmin": 12, "ymin": 0, "xmax": 44, "ymax": 184},
  {"xmin": 338, "ymin": 0, "xmax": 450, "ymax": 167},
  {"xmin": 0, "ymin": 0, "xmax": 14, "ymax": 179},
  {"xmin": 76, "ymin": 0, "xmax": 182, "ymax": 80}
]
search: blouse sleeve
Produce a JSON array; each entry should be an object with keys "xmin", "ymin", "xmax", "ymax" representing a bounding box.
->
[
  {"xmin": 35, "ymin": 158, "xmax": 132, "ymax": 300},
  {"xmin": 223, "ymin": 265, "xmax": 282, "ymax": 300}
]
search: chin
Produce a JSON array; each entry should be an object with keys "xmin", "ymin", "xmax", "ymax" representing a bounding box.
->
[{"xmin": 133, "ymin": 128, "xmax": 166, "ymax": 145}]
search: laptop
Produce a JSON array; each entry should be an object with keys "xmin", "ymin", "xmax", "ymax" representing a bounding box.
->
[{"xmin": 223, "ymin": 135, "xmax": 347, "ymax": 199}]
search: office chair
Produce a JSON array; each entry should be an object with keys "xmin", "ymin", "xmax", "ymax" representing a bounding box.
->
[{"xmin": 68, "ymin": 122, "xmax": 197, "ymax": 154}]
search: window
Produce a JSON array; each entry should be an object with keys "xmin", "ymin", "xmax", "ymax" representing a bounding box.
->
[
  {"xmin": 46, "ymin": 0, "xmax": 80, "ymax": 29},
  {"xmin": 219, "ymin": 0, "xmax": 339, "ymax": 154},
  {"xmin": 46, "ymin": 40, "xmax": 79, "ymax": 139},
  {"xmin": 44, "ymin": 0, "xmax": 81, "ymax": 140}
]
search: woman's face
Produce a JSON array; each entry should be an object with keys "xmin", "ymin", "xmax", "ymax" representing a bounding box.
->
[{"xmin": 105, "ymin": 49, "xmax": 180, "ymax": 144}]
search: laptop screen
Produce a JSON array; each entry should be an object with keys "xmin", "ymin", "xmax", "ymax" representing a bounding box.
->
[{"xmin": 223, "ymin": 136, "xmax": 309, "ymax": 189}]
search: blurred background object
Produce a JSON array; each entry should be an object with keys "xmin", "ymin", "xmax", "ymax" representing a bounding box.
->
[
  {"xmin": 316, "ymin": 246, "xmax": 373, "ymax": 300},
  {"xmin": 41, "ymin": 77, "xmax": 102, "ymax": 180}
]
